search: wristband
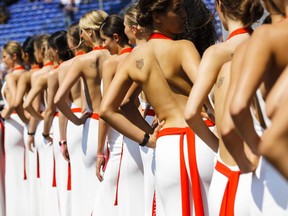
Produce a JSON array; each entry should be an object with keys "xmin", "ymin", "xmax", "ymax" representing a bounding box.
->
[
  {"xmin": 27, "ymin": 131, "xmax": 35, "ymax": 136},
  {"xmin": 42, "ymin": 132, "xmax": 50, "ymax": 138},
  {"xmin": 97, "ymin": 153, "xmax": 105, "ymax": 159},
  {"xmin": 139, "ymin": 133, "xmax": 150, "ymax": 147},
  {"xmin": 59, "ymin": 140, "xmax": 67, "ymax": 146}
]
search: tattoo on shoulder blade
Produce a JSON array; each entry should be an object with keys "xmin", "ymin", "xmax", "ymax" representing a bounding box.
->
[
  {"xmin": 136, "ymin": 59, "xmax": 144, "ymax": 69},
  {"xmin": 90, "ymin": 62, "xmax": 96, "ymax": 69},
  {"xmin": 216, "ymin": 77, "xmax": 225, "ymax": 88}
]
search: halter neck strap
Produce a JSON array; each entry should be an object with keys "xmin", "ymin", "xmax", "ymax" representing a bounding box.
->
[
  {"xmin": 93, "ymin": 46, "xmax": 107, "ymax": 50},
  {"xmin": 43, "ymin": 62, "xmax": 53, "ymax": 67},
  {"xmin": 227, "ymin": 27, "xmax": 253, "ymax": 40},
  {"xmin": 75, "ymin": 51, "xmax": 85, "ymax": 56},
  {"xmin": 149, "ymin": 32, "xmax": 173, "ymax": 40},
  {"xmin": 13, "ymin": 65, "xmax": 25, "ymax": 71},
  {"xmin": 120, "ymin": 47, "xmax": 133, "ymax": 55}
]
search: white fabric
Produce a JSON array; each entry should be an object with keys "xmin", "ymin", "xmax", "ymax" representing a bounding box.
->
[
  {"xmin": 251, "ymin": 157, "xmax": 288, "ymax": 215},
  {"xmin": 117, "ymin": 136, "xmax": 145, "ymax": 216},
  {"xmin": 66, "ymin": 111, "xmax": 85, "ymax": 216},
  {"xmin": 208, "ymin": 155, "xmax": 253, "ymax": 216},
  {"xmin": 82, "ymin": 116, "xmax": 101, "ymax": 215},
  {"xmin": 93, "ymin": 127, "xmax": 123, "ymax": 216},
  {"xmin": 4, "ymin": 114, "xmax": 30, "ymax": 216},
  {"xmin": 154, "ymin": 129, "xmax": 214, "ymax": 216}
]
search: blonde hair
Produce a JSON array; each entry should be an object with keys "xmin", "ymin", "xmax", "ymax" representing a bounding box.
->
[
  {"xmin": 3, "ymin": 41, "xmax": 24, "ymax": 62},
  {"xmin": 125, "ymin": 4, "xmax": 138, "ymax": 27},
  {"xmin": 79, "ymin": 10, "xmax": 108, "ymax": 41},
  {"xmin": 34, "ymin": 34, "xmax": 51, "ymax": 62}
]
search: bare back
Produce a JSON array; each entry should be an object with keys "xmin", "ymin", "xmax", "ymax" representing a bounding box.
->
[
  {"xmin": 61, "ymin": 49, "xmax": 110, "ymax": 113},
  {"xmin": 125, "ymin": 39, "xmax": 200, "ymax": 128},
  {"xmin": 58, "ymin": 58, "xmax": 82, "ymax": 107}
]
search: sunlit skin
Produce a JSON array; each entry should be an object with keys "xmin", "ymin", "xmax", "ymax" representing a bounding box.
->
[
  {"xmin": 228, "ymin": 0, "xmax": 288, "ymax": 178},
  {"xmin": 55, "ymin": 49, "xmax": 86, "ymax": 161},
  {"xmin": 259, "ymin": 66, "xmax": 288, "ymax": 180},
  {"xmin": 230, "ymin": 7, "xmax": 288, "ymax": 155},
  {"xmin": 185, "ymin": 0, "xmax": 261, "ymax": 171},
  {"xmin": 96, "ymin": 27, "xmax": 138, "ymax": 181},
  {"xmin": 99, "ymin": 0, "xmax": 217, "ymax": 151},
  {"xmin": 54, "ymin": 27, "xmax": 110, "ymax": 125},
  {"xmin": 15, "ymin": 62, "xmax": 41, "ymax": 151},
  {"xmin": 1, "ymin": 49, "xmax": 27, "ymax": 120}
]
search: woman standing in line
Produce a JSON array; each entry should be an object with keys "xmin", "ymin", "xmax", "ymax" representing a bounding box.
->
[
  {"xmin": 184, "ymin": 0, "xmax": 263, "ymax": 215},
  {"xmin": 94, "ymin": 14, "xmax": 144, "ymax": 216},
  {"xmin": 1, "ymin": 41, "xmax": 29, "ymax": 216},
  {"xmin": 54, "ymin": 22, "xmax": 90, "ymax": 216},
  {"xmin": 54, "ymin": 10, "xmax": 110, "ymax": 216},
  {"xmin": 228, "ymin": 0, "xmax": 288, "ymax": 214},
  {"xmin": 100, "ymin": 0, "xmax": 216, "ymax": 215},
  {"xmin": 14, "ymin": 36, "xmax": 42, "ymax": 216}
]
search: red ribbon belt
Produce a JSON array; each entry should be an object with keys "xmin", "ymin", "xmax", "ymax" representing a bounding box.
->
[
  {"xmin": 215, "ymin": 160, "xmax": 241, "ymax": 216},
  {"xmin": 157, "ymin": 127, "xmax": 204, "ymax": 216}
]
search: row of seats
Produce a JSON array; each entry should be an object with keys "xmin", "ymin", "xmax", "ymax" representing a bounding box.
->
[
  {"xmin": 0, "ymin": 0, "xmax": 220, "ymax": 48},
  {"xmin": 0, "ymin": 0, "xmax": 130, "ymax": 48}
]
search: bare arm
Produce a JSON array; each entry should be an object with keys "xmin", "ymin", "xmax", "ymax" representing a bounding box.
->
[
  {"xmin": 259, "ymin": 99, "xmax": 288, "ymax": 180},
  {"xmin": 54, "ymin": 58, "xmax": 88, "ymax": 125},
  {"xmin": 1, "ymin": 74, "xmax": 18, "ymax": 119},
  {"xmin": 43, "ymin": 70, "xmax": 58, "ymax": 143},
  {"xmin": 120, "ymin": 82, "xmax": 153, "ymax": 134},
  {"xmin": 221, "ymin": 43, "xmax": 259, "ymax": 171},
  {"xmin": 100, "ymin": 58, "xmax": 162, "ymax": 148},
  {"xmin": 183, "ymin": 42, "xmax": 219, "ymax": 152},
  {"xmin": 14, "ymin": 73, "xmax": 29, "ymax": 107},
  {"xmin": 230, "ymin": 28, "xmax": 272, "ymax": 153},
  {"xmin": 265, "ymin": 65, "xmax": 288, "ymax": 119},
  {"xmin": 23, "ymin": 73, "xmax": 47, "ymax": 120}
]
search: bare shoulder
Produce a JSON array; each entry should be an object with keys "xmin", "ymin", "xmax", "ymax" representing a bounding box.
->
[
  {"xmin": 59, "ymin": 59, "xmax": 72, "ymax": 70},
  {"xmin": 251, "ymin": 24, "xmax": 275, "ymax": 43},
  {"xmin": 48, "ymin": 68, "xmax": 58, "ymax": 79},
  {"xmin": 204, "ymin": 43, "xmax": 230, "ymax": 59},
  {"xmin": 103, "ymin": 54, "xmax": 119, "ymax": 66},
  {"xmin": 5, "ymin": 73, "xmax": 17, "ymax": 81},
  {"xmin": 216, "ymin": 61, "xmax": 231, "ymax": 89},
  {"xmin": 176, "ymin": 39, "xmax": 198, "ymax": 52}
]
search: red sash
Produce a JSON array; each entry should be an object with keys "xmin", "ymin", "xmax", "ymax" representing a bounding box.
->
[
  {"xmin": 114, "ymin": 138, "xmax": 124, "ymax": 206},
  {"xmin": 215, "ymin": 161, "xmax": 241, "ymax": 216},
  {"xmin": 89, "ymin": 113, "xmax": 99, "ymax": 120},
  {"xmin": 157, "ymin": 127, "xmax": 204, "ymax": 216}
]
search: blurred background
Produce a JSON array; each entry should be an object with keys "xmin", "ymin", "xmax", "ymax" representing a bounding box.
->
[{"xmin": 0, "ymin": 0, "xmax": 222, "ymax": 108}]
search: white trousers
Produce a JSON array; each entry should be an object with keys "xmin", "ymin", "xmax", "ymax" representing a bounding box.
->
[{"xmin": 5, "ymin": 114, "xmax": 29, "ymax": 216}]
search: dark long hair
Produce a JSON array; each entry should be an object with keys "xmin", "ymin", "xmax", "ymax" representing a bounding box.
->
[
  {"xmin": 176, "ymin": 0, "xmax": 217, "ymax": 56},
  {"xmin": 22, "ymin": 36, "xmax": 37, "ymax": 65},
  {"xmin": 137, "ymin": 0, "xmax": 217, "ymax": 56},
  {"xmin": 100, "ymin": 15, "xmax": 129, "ymax": 46},
  {"xmin": 48, "ymin": 30, "xmax": 73, "ymax": 61}
]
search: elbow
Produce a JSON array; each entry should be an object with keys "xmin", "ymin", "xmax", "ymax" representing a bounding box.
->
[
  {"xmin": 23, "ymin": 101, "xmax": 30, "ymax": 111},
  {"xmin": 230, "ymin": 99, "xmax": 248, "ymax": 124},
  {"xmin": 265, "ymin": 100, "xmax": 276, "ymax": 119},
  {"xmin": 120, "ymin": 97, "xmax": 130, "ymax": 108},
  {"xmin": 184, "ymin": 106, "xmax": 198, "ymax": 125},
  {"xmin": 220, "ymin": 120, "xmax": 235, "ymax": 145},
  {"xmin": 45, "ymin": 108, "xmax": 54, "ymax": 117},
  {"xmin": 99, "ymin": 103, "xmax": 112, "ymax": 122},
  {"xmin": 54, "ymin": 94, "xmax": 61, "ymax": 106}
]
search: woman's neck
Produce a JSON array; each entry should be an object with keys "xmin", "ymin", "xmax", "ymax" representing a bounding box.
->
[
  {"xmin": 118, "ymin": 44, "xmax": 132, "ymax": 55},
  {"xmin": 136, "ymin": 38, "xmax": 147, "ymax": 45},
  {"xmin": 152, "ymin": 28, "xmax": 175, "ymax": 40},
  {"xmin": 226, "ymin": 20, "xmax": 245, "ymax": 34},
  {"xmin": 271, "ymin": 14, "xmax": 285, "ymax": 23},
  {"xmin": 92, "ymin": 38, "xmax": 103, "ymax": 48}
]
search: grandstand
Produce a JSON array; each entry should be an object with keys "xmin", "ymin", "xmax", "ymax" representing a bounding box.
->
[{"xmin": 0, "ymin": 0, "xmax": 221, "ymax": 49}]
